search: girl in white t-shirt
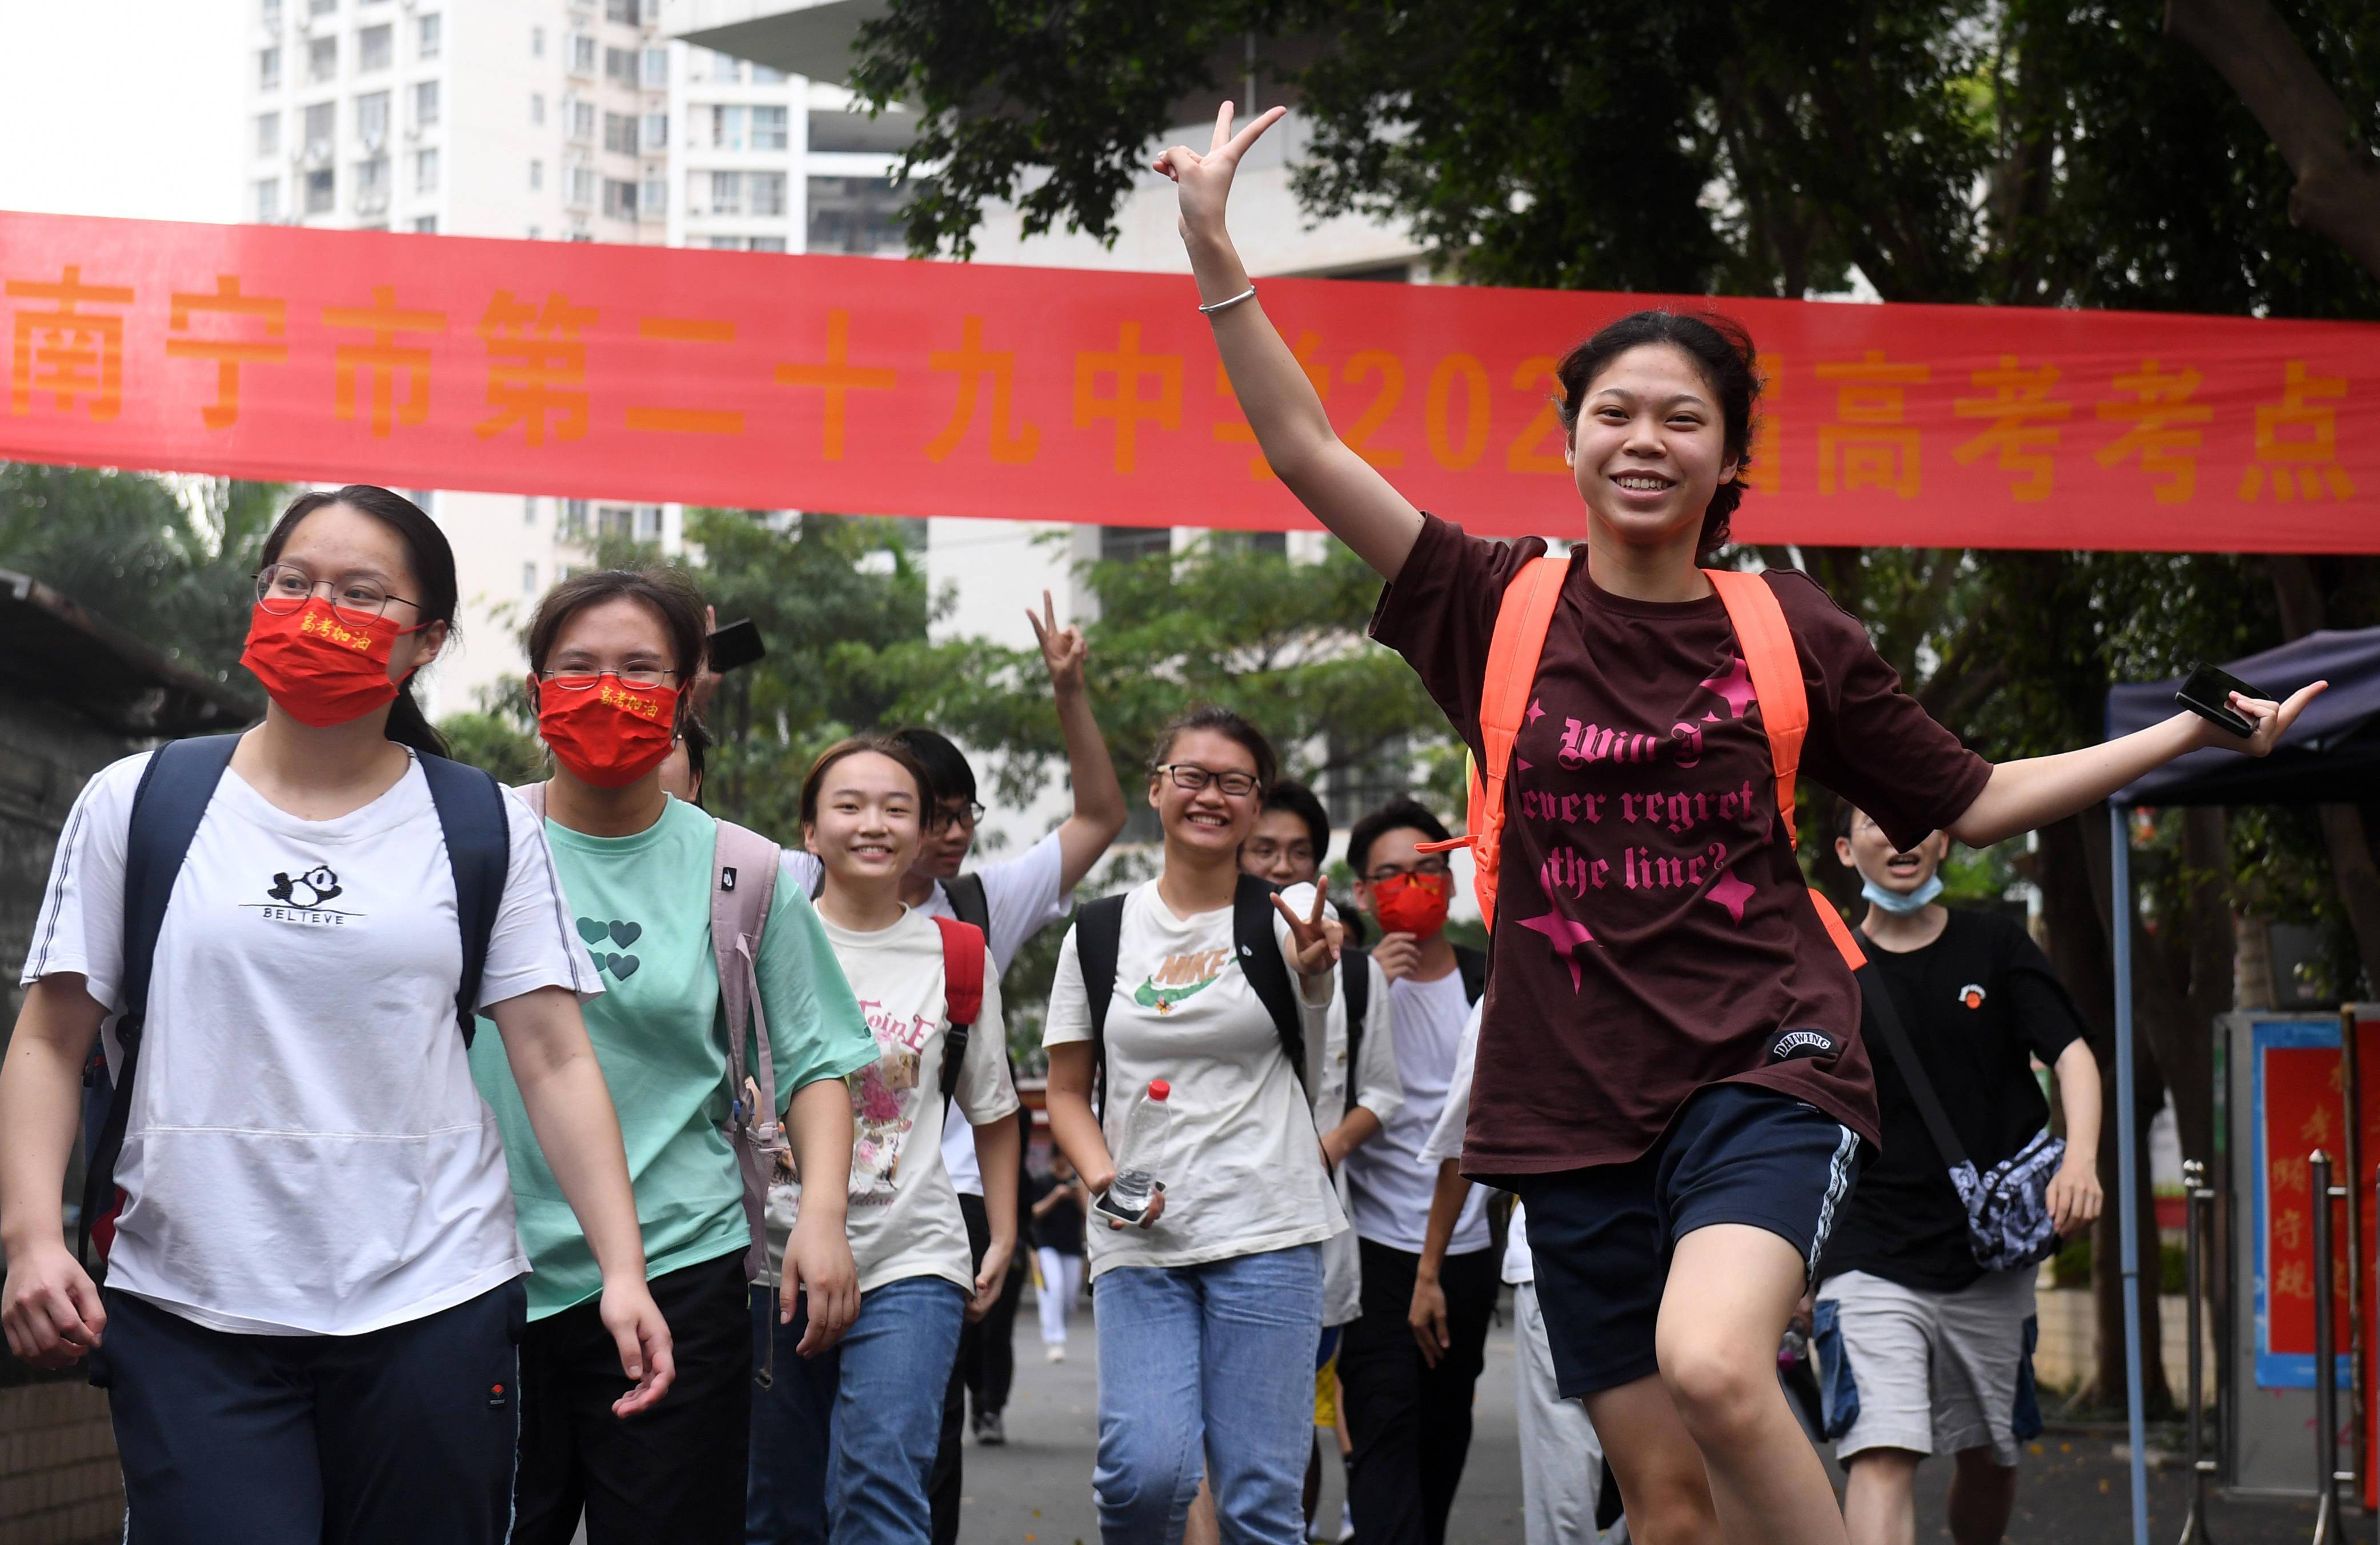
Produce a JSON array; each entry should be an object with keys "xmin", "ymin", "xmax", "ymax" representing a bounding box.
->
[
  {"xmin": 750, "ymin": 735, "xmax": 1021, "ymax": 1545},
  {"xmin": 1042, "ymin": 707, "xmax": 1345, "ymax": 1545},
  {"xmin": 0, "ymin": 486, "xmax": 667, "ymax": 1545}
]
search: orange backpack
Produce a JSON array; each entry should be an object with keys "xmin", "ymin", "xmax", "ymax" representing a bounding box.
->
[{"xmin": 1417, "ymin": 555, "xmax": 1865, "ymax": 970}]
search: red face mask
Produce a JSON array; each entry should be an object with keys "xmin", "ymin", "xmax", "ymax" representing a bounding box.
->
[
  {"xmin": 1371, "ymin": 871, "xmax": 1451, "ymax": 938},
  {"xmin": 538, "ymin": 675, "xmax": 680, "ymax": 790},
  {"xmin": 240, "ymin": 599, "xmax": 416, "ymax": 728}
]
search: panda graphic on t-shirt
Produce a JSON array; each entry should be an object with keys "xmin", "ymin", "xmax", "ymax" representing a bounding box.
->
[{"xmin": 248, "ymin": 863, "xmax": 359, "ymax": 926}]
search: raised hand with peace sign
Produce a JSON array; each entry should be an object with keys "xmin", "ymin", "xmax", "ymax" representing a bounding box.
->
[{"xmin": 1271, "ymin": 876, "xmax": 1340, "ymax": 979}]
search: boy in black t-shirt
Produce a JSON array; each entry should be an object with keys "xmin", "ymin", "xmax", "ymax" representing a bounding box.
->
[{"xmin": 1814, "ymin": 807, "xmax": 2105, "ymax": 1545}]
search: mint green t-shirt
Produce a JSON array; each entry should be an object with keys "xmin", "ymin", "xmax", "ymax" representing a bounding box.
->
[{"xmin": 470, "ymin": 796, "xmax": 876, "ymax": 1320}]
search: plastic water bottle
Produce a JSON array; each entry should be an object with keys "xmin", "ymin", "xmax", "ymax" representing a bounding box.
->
[{"xmin": 1105, "ymin": 1079, "xmax": 1173, "ymax": 1215}]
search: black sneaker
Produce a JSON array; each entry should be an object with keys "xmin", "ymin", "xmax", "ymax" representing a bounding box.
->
[{"xmin": 975, "ymin": 1411, "xmax": 1005, "ymax": 1446}]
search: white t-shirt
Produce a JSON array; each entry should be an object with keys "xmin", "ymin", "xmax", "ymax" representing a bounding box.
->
[
  {"xmin": 1043, "ymin": 880, "xmax": 1344, "ymax": 1279},
  {"xmin": 21, "ymin": 753, "xmax": 598, "ymax": 1336},
  {"xmin": 1421, "ymin": 1004, "xmax": 1531, "ymax": 1286},
  {"xmin": 783, "ymin": 829, "xmax": 1073, "ymax": 1196},
  {"xmin": 1344, "ymin": 967, "xmax": 1490, "ymax": 1255},
  {"xmin": 764, "ymin": 907, "xmax": 1020, "ymax": 1295},
  {"xmin": 1313, "ymin": 952, "xmax": 1406, "ymax": 1327}
]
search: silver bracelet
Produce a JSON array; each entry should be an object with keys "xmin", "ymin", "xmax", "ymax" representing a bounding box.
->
[{"xmin": 1198, "ymin": 284, "xmax": 1257, "ymax": 315}]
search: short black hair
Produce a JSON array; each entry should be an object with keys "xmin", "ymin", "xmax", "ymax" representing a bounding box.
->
[
  {"xmin": 1348, "ymin": 796, "xmax": 1454, "ymax": 876},
  {"xmin": 1261, "ymin": 780, "xmax": 1331, "ymax": 866},
  {"xmin": 680, "ymin": 713, "xmax": 712, "ymax": 806},
  {"xmin": 1834, "ymin": 801, "xmax": 1861, "ymax": 844},
  {"xmin": 1149, "ymin": 705, "xmax": 1277, "ymax": 792},
  {"xmin": 891, "ymin": 726, "xmax": 976, "ymax": 806}
]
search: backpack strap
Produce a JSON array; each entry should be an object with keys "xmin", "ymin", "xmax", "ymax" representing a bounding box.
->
[
  {"xmin": 416, "ymin": 752, "xmax": 511, "ymax": 1048},
  {"xmin": 1340, "ymin": 947, "xmax": 1371, "ymax": 1091},
  {"xmin": 1076, "ymin": 894, "xmax": 1128, "ymax": 1119},
  {"xmin": 81, "ymin": 734, "xmax": 241, "ymax": 1272},
  {"xmin": 933, "ymin": 915, "xmax": 987, "ymax": 1107},
  {"xmin": 1235, "ymin": 873, "xmax": 1311, "ymax": 1098},
  {"xmin": 1454, "ymin": 944, "xmax": 1489, "ymax": 1006},
  {"xmin": 1416, "ymin": 553, "xmax": 1569, "ymax": 932},
  {"xmin": 710, "ymin": 816, "xmax": 783, "ymax": 1286},
  {"xmin": 1701, "ymin": 567, "xmax": 1866, "ymax": 971},
  {"xmin": 944, "ymin": 871, "xmax": 991, "ymax": 939}
]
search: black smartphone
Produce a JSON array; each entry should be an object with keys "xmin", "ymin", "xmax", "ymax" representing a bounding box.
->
[
  {"xmin": 706, "ymin": 619, "xmax": 765, "ymax": 674},
  {"xmin": 2174, "ymin": 661, "xmax": 2264, "ymax": 738}
]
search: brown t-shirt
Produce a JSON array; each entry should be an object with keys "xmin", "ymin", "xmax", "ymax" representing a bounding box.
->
[{"xmin": 1371, "ymin": 515, "xmax": 1993, "ymax": 1175}]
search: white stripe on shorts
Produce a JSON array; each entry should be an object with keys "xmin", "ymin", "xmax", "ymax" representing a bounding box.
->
[{"xmin": 1809, "ymin": 1124, "xmax": 1860, "ymax": 1278}]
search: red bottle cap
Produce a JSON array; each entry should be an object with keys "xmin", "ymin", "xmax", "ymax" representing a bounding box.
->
[{"xmin": 1147, "ymin": 1079, "xmax": 1171, "ymax": 1102}]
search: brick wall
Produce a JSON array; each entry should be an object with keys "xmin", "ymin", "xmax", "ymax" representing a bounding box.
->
[{"xmin": 0, "ymin": 1382, "xmax": 121, "ymax": 1545}]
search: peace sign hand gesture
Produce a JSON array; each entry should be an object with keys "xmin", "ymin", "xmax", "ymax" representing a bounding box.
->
[
  {"xmin": 1024, "ymin": 589, "xmax": 1087, "ymax": 695},
  {"xmin": 1272, "ymin": 878, "xmax": 1340, "ymax": 980},
  {"xmin": 1153, "ymin": 101, "xmax": 1288, "ymax": 244}
]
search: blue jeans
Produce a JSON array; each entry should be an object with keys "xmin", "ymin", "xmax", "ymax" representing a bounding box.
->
[
  {"xmin": 746, "ymin": 1274, "xmax": 967, "ymax": 1545},
  {"xmin": 1093, "ymin": 1243, "xmax": 1324, "ymax": 1545}
]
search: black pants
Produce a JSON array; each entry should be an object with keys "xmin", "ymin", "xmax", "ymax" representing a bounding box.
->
[
  {"xmin": 928, "ymin": 1191, "xmax": 992, "ymax": 1545},
  {"xmin": 100, "ymin": 1278, "xmax": 522, "ymax": 1545},
  {"xmin": 1337, "ymin": 1240, "xmax": 1500, "ymax": 1545},
  {"xmin": 512, "ymin": 1251, "xmax": 753, "ymax": 1545},
  {"xmin": 966, "ymin": 1236, "xmax": 1024, "ymax": 1419}
]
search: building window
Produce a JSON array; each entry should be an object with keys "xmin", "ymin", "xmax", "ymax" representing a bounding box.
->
[
  {"xmin": 752, "ymin": 105, "xmax": 788, "ymax": 151},
  {"xmin": 561, "ymin": 499, "xmax": 589, "ymax": 538},
  {"xmin": 639, "ymin": 175, "xmax": 667, "ymax": 217},
  {"xmin": 527, "ymin": 223, "xmax": 541, "ymax": 239},
  {"xmin": 411, "ymin": 79, "xmax": 439, "ymax": 127},
  {"xmin": 749, "ymin": 171, "xmax": 786, "ymax": 217},
  {"xmin": 306, "ymin": 35, "xmax": 336, "ymax": 83},
  {"xmin": 750, "ymin": 235, "xmax": 786, "ymax": 253},
  {"xmin": 707, "ymin": 105, "xmax": 745, "ymax": 151},
  {"xmin": 416, "ymin": 13, "xmax": 439, "ymax": 59},
  {"xmin": 642, "ymin": 111, "xmax": 667, "ymax": 151},
  {"xmin": 355, "ymin": 90, "xmax": 389, "ymax": 151},
  {"xmin": 254, "ymin": 178, "xmax": 282, "ymax": 221},
  {"xmin": 302, "ymin": 101, "xmax": 335, "ymax": 159},
  {"xmin": 261, "ymin": 0, "xmax": 283, "ymax": 29},
  {"xmin": 308, "ymin": 0, "xmax": 334, "ymax": 14},
  {"xmin": 707, "ymin": 170, "xmax": 742, "ymax": 215},
  {"xmin": 604, "ymin": 0, "xmax": 635, "ymax": 20},
  {"xmin": 602, "ymin": 178, "xmax": 637, "ymax": 220},
  {"xmin": 530, "ymin": 92, "xmax": 544, "ymax": 125},
  {"xmin": 414, "ymin": 146, "xmax": 438, "ymax": 193},
  {"xmin": 528, "ymin": 159, "xmax": 543, "ymax": 191},
  {"xmin": 354, "ymin": 155, "xmax": 390, "ymax": 214},
  {"xmin": 709, "ymin": 50, "xmax": 741, "ymax": 83},
  {"xmin": 642, "ymin": 47, "xmax": 668, "ymax": 89},
  {"xmin": 530, "ymin": 23, "xmax": 544, "ymax": 57},
  {"xmin": 411, "ymin": 215, "xmax": 436, "ymax": 233},
  {"xmin": 522, "ymin": 562, "xmax": 538, "ymax": 595},
  {"xmin": 304, "ymin": 167, "xmax": 335, "ymax": 214},
  {"xmin": 707, "ymin": 235, "xmax": 744, "ymax": 250},
  {"xmin": 807, "ymin": 176, "xmax": 909, "ymax": 255},
  {"xmin": 567, "ymin": 166, "xmax": 598, "ymax": 208},
  {"xmin": 356, "ymin": 23, "xmax": 391, "ymax": 72},
  {"xmin": 604, "ymin": 46, "xmax": 636, "ymax": 86},
  {"xmin": 568, "ymin": 33, "xmax": 595, "ymax": 75},
  {"xmin": 636, "ymin": 506, "xmax": 664, "ymax": 541},
  {"xmin": 523, "ymin": 497, "xmax": 539, "ymax": 525},
  {"xmin": 258, "ymin": 45, "xmax": 281, "ymax": 90},
  {"xmin": 754, "ymin": 63, "xmax": 787, "ymax": 84},
  {"xmin": 567, "ymin": 99, "xmax": 594, "ymax": 143},
  {"xmin": 254, "ymin": 111, "xmax": 280, "ymax": 158},
  {"xmin": 603, "ymin": 111, "xmax": 636, "ymax": 155},
  {"xmin": 1101, "ymin": 526, "xmax": 1172, "ymax": 564},
  {"xmin": 597, "ymin": 505, "xmax": 634, "ymax": 539},
  {"xmin": 809, "ymin": 107, "xmax": 914, "ymax": 155}
]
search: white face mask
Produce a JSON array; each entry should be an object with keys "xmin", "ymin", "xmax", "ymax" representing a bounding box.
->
[{"xmin": 1862, "ymin": 875, "xmax": 1944, "ymax": 915}]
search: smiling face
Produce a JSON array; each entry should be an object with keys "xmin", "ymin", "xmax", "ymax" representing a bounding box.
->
[
  {"xmin": 1566, "ymin": 342, "xmax": 1740, "ymax": 555},
  {"xmin": 1150, "ymin": 728, "xmax": 1264, "ymax": 860},
  {"xmin": 1835, "ymin": 808, "xmax": 1950, "ymax": 895},
  {"xmin": 804, "ymin": 750, "xmax": 927, "ymax": 888},
  {"xmin": 275, "ymin": 502, "xmax": 445, "ymax": 682}
]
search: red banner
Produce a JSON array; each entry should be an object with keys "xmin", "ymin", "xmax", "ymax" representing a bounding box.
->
[{"xmin": 2, "ymin": 211, "xmax": 2375, "ymax": 551}]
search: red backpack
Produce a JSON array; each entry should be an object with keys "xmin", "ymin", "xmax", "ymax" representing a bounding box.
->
[{"xmin": 1417, "ymin": 557, "xmax": 1866, "ymax": 970}]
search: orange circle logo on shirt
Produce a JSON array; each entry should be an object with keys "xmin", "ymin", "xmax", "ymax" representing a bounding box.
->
[{"xmin": 1958, "ymin": 984, "xmax": 1988, "ymax": 1010}]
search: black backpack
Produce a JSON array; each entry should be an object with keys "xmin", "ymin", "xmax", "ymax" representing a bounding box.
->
[
  {"xmin": 807, "ymin": 865, "xmax": 989, "ymax": 1103},
  {"xmin": 1337, "ymin": 943, "xmax": 1486, "ymax": 1090},
  {"xmin": 1075, "ymin": 873, "xmax": 1307, "ymax": 1118},
  {"xmin": 78, "ymin": 734, "xmax": 511, "ymax": 1277}
]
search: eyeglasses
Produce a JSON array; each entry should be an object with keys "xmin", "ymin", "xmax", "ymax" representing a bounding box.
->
[
  {"xmin": 255, "ymin": 563, "xmax": 418, "ymax": 626},
  {"xmin": 538, "ymin": 667, "xmax": 682, "ymax": 691},
  {"xmin": 929, "ymin": 801, "xmax": 987, "ymax": 833},
  {"xmin": 1365, "ymin": 858, "xmax": 1453, "ymax": 883},
  {"xmin": 1154, "ymin": 763, "xmax": 1261, "ymax": 799}
]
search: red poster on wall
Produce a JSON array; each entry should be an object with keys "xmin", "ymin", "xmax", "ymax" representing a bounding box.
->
[{"xmin": 3, "ymin": 211, "xmax": 2378, "ymax": 551}]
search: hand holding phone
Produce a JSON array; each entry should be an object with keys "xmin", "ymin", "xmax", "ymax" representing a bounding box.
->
[
  {"xmin": 1094, "ymin": 1181, "xmax": 1165, "ymax": 1228},
  {"xmin": 2174, "ymin": 661, "xmax": 2266, "ymax": 738}
]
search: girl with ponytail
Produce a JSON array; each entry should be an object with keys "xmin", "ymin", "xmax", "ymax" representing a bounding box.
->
[{"xmin": 1, "ymin": 487, "xmax": 671, "ymax": 1545}]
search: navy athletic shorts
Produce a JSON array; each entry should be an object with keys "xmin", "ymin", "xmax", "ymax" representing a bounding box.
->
[{"xmin": 1513, "ymin": 1081, "xmax": 1865, "ymax": 1399}]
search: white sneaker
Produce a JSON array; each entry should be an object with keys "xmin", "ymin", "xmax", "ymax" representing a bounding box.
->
[{"xmin": 1046, "ymin": 1344, "xmax": 1067, "ymax": 1363}]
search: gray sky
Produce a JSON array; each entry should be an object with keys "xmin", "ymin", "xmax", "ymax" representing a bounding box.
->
[{"xmin": 0, "ymin": 0, "xmax": 245, "ymax": 223}]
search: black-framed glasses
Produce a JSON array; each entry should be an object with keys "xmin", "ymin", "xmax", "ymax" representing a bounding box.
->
[
  {"xmin": 929, "ymin": 800, "xmax": 987, "ymax": 833},
  {"xmin": 1365, "ymin": 858, "xmax": 1453, "ymax": 883},
  {"xmin": 1154, "ymin": 763, "xmax": 1261, "ymax": 799},
  {"xmin": 538, "ymin": 667, "xmax": 683, "ymax": 691},
  {"xmin": 255, "ymin": 562, "xmax": 418, "ymax": 626}
]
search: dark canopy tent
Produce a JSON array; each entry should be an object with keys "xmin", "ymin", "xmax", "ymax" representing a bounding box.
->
[{"xmin": 2099, "ymin": 626, "xmax": 2380, "ymax": 1540}]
